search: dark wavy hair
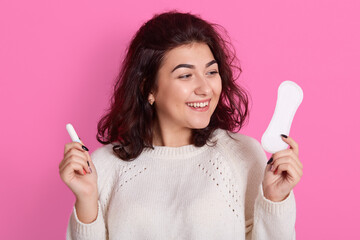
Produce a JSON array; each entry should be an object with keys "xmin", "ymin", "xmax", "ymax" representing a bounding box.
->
[{"xmin": 96, "ymin": 10, "xmax": 251, "ymax": 161}]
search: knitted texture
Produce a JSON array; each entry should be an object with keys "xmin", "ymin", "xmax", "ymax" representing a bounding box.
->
[{"xmin": 66, "ymin": 129, "xmax": 296, "ymax": 240}]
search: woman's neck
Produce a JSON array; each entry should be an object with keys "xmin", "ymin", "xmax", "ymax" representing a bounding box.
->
[{"xmin": 152, "ymin": 121, "xmax": 192, "ymax": 147}]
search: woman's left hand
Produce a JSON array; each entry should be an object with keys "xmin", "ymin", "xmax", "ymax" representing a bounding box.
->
[{"xmin": 262, "ymin": 135, "xmax": 303, "ymax": 202}]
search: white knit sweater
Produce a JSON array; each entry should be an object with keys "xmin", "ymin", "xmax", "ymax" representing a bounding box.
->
[{"xmin": 66, "ymin": 129, "xmax": 296, "ymax": 239}]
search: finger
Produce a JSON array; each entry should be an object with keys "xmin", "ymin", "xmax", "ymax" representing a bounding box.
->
[
  {"xmin": 60, "ymin": 148, "xmax": 89, "ymax": 170},
  {"xmin": 275, "ymin": 162, "xmax": 301, "ymax": 184},
  {"xmin": 64, "ymin": 142, "xmax": 87, "ymax": 155},
  {"xmin": 60, "ymin": 161, "xmax": 87, "ymax": 181},
  {"xmin": 280, "ymin": 135, "xmax": 299, "ymax": 156},
  {"xmin": 271, "ymin": 156, "xmax": 303, "ymax": 178},
  {"xmin": 78, "ymin": 139, "xmax": 92, "ymax": 163},
  {"xmin": 60, "ymin": 153, "xmax": 89, "ymax": 174},
  {"xmin": 79, "ymin": 139, "xmax": 90, "ymax": 152},
  {"xmin": 64, "ymin": 142, "xmax": 91, "ymax": 163},
  {"xmin": 272, "ymin": 149, "xmax": 303, "ymax": 171},
  {"xmin": 59, "ymin": 155, "xmax": 90, "ymax": 174},
  {"xmin": 64, "ymin": 141, "xmax": 92, "ymax": 173}
]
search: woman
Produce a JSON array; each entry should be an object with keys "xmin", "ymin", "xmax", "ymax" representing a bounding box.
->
[{"xmin": 60, "ymin": 10, "xmax": 303, "ymax": 239}]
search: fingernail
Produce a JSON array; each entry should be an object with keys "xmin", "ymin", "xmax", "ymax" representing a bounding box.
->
[
  {"xmin": 82, "ymin": 145, "xmax": 89, "ymax": 151},
  {"xmin": 83, "ymin": 169, "xmax": 86, "ymax": 175},
  {"xmin": 267, "ymin": 157, "xmax": 273, "ymax": 164},
  {"xmin": 281, "ymin": 134, "xmax": 288, "ymax": 138},
  {"xmin": 87, "ymin": 161, "xmax": 92, "ymax": 173},
  {"xmin": 270, "ymin": 165, "xmax": 274, "ymax": 171}
]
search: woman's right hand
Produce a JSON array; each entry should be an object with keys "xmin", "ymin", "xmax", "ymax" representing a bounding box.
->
[{"xmin": 59, "ymin": 141, "xmax": 98, "ymax": 201}]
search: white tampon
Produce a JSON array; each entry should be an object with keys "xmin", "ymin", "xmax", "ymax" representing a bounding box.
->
[
  {"xmin": 66, "ymin": 123, "xmax": 81, "ymax": 143},
  {"xmin": 66, "ymin": 123, "xmax": 92, "ymax": 173},
  {"xmin": 261, "ymin": 80, "xmax": 303, "ymax": 153}
]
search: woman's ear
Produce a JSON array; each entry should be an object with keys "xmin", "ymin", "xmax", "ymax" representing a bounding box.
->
[
  {"xmin": 141, "ymin": 78, "xmax": 156, "ymax": 105},
  {"xmin": 148, "ymin": 92, "xmax": 155, "ymax": 105}
]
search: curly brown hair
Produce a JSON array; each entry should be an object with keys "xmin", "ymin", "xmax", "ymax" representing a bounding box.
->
[{"xmin": 96, "ymin": 10, "xmax": 251, "ymax": 161}]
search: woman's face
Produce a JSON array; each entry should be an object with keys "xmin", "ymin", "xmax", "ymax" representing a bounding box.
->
[{"xmin": 152, "ymin": 42, "xmax": 222, "ymax": 133}]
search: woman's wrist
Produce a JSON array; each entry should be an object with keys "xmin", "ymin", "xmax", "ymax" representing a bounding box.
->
[{"xmin": 75, "ymin": 196, "xmax": 99, "ymax": 224}]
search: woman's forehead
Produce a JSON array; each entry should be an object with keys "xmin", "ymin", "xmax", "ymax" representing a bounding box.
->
[{"xmin": 160, "ymin": 43, "xmax": 214, "ymax": 69}]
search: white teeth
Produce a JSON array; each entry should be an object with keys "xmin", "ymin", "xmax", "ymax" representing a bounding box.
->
[{"xmin": 186, "ymin": 101, "xmax": 209, "ymax": 108}]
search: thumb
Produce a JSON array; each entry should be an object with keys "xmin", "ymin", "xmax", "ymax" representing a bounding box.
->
[
  {"xmin": 79, "ymin": 138, "xmax": 92, "ymax": 164},
  {"xmin": 79, "ymin": 138, "xmax": 94, "ymax": 173},
  {"xmin": 79, "ymin": 138, "xmax": 90, "ymax": 152}
]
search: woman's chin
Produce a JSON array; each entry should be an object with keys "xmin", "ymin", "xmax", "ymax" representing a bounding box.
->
[{"xmin": 188, "ymin": 119, "xmax": 211, "ymax": 129}]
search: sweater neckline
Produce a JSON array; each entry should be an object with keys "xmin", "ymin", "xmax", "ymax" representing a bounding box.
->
[
  {"xmin": 140, "ymin": 129, "xmax": 227, "ymax": 159},
  {"xmin": 111, "ymin": 129, "xmax": 227, "ymax": 160},
  {"xmin": 141, "ymin": 143, "xmax": 210, "ymax": 159}
]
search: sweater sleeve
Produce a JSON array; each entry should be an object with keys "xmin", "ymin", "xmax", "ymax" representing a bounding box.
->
[
  {"xmin": 244, "ymin": 137, "xmax": 296, "ymax": 240},
  {"xmin": 66, "ymin": 200, "xmax": 107, "ymax": 240},
  {"xmin": 247, "ymin": 184, "xmax": 296, "ymax": 239},
  {"xmin": 65, "ymin": 146, "xmax": 115, "ymax": 240},
  {"xmin": 215, "ymin": 130, "xmax": 297, "ymax": 239}
]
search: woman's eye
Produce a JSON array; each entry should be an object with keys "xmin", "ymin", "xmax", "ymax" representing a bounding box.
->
[
  {"xmin": 179, "ymin": 71, "xmax": 218, "ymax": 79},
  {"xmin": 179, "ymin": 74, "xmax": 192, "ymax": 79},
  {"xmin": 207, "ymin": 71, "xmax": 219, "ymax": 76}
]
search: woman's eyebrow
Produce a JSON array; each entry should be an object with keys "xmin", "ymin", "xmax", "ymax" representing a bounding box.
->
[{"xmin": 171, "ymin": 59, "xmax": 217, "ymax": 73}]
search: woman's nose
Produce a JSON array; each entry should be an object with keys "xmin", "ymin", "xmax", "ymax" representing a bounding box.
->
[{"xmin": 194, "ymin": 75, "xmax": 211, "ymax": 95}]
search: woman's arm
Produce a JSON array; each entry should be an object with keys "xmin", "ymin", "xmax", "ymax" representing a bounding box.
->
[
  {"xmin": 65, "ymin": 147, "xmax": 114, "ymax": 240},
  {"xmin": 216, "ymin": 130, "xmax": 298, "ymax": 239},
  {"xmin": 246, "ymin": 183, "xmax": 296, "ymax": 239},
  {"xmin": 66, "ymin": 200, "xmax": 107, "ymax": 240},
  {"xmin": 244, "ymin": 137, "xmax": 297, "ymax": 240}
]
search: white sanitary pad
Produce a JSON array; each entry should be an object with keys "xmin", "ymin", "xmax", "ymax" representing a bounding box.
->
[{"xmin": 261, "ymin": 81, "xmax": 303, "ymax": 153}]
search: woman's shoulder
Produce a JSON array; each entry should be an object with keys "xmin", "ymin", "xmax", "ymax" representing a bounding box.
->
[
  {"xmin": 90, "ymin": 143, "xmax": 128, "ymax": 171},
  {"xmin": 90, "ymin": 143, "xmax": 129, "ymax": 193},
  {"xmin": 212, "ymin": 128, "xmax": 263, "ymax": 153},
  {"xmin": 91, "ymin": 143, "xmax": 116, "ymax": 161},
  {"xmin": 211, "ymin": 129, "xmax": 267, "ymax": 165},
  {"xmin": 211, "ymin": 129, "xmax": 267, "ymax": 173}
]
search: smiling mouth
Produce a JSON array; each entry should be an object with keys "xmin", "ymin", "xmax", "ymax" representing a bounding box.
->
[{"xmin": 185, "ymin": 99, "xmax": 210, "ymax": 108}]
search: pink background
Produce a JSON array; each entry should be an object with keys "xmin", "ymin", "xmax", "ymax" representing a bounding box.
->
[{"xmin": 1, "ymin": 0, "xmax": 359, "ymax": 239}]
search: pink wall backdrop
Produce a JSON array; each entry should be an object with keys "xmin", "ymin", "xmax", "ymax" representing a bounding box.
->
[{"xmin": 1, "ymin": 0, "xmax": 359, "ymax": 239}]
